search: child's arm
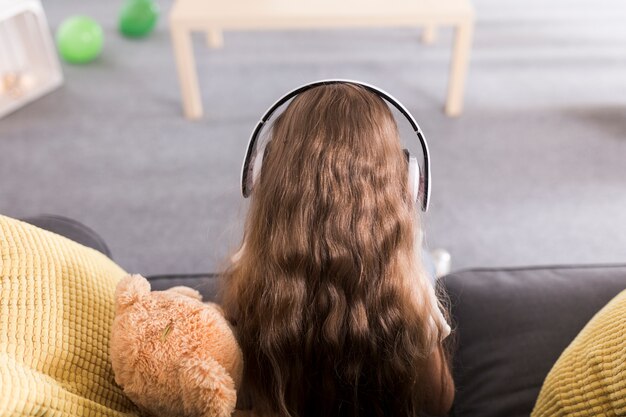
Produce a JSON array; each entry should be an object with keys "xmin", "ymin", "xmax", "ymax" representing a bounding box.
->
[{"xmin": 422, "ymin": 344, "xmax": 455, "ymax": 416}]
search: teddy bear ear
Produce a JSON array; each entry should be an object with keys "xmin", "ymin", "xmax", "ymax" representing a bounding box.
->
[
  {"xmin": 168, "ymin": 286, "xmax": 203, "ymax": 301},
  {"xmin": 115, "ymin": 274, "xmax": 151, "ymax": 313}
]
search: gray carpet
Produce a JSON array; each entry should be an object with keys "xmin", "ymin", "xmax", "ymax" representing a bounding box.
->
[{"xmin": 2, "ymin": 0, "xmax": 626, "ymax": 275}]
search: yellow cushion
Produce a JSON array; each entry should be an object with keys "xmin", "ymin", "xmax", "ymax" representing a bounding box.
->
[
  {"xmin": 531, "ymin": 289, "xmax": 626, "ymax": 417},
  {"xmin": 0, "ymin": 215, "xmax": 139, "ymax": 416}
]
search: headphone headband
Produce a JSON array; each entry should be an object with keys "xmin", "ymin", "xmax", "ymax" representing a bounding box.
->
[{"xmin": 241, "ymin": 79, "xmax": 431, "ymax": 211}]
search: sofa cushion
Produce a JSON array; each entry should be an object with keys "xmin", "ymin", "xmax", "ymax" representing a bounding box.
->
[
  {"xmin": 21, "ymin": 214, "xmax": 112, "ymax": 258},
  {"xmin": 0, "ymin": 215, "xmax": 139, "ymax": 416},
  {"xmin": 531, "ymin": 288, "xmax": 626, "ymax": 417},
  {"xmin": 148, "ymin": 273, "xmax": 219, "ymax": 300},
  {"xmin": 442, "ymin": 265, "xmax": 626, "ymax": 417}
]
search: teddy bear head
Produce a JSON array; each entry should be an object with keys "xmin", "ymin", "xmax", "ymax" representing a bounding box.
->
[{"xmin": 110, "ymin": 274, "xmax": 243, "ymax": 417}]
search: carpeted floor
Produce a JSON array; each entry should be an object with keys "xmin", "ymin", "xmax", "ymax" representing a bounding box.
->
[{"xmin": 1, "ymin": 0, "xmax": 626, "ymax": 275}]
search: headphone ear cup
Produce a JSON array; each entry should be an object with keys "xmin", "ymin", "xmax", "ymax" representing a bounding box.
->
[
  {"xmin": 249, "ymin": 146, "xmax": 266, "ymax": 194},
  {"xmin": 406, "ymin": 152, "xmax": 420, "ymax": 205}
]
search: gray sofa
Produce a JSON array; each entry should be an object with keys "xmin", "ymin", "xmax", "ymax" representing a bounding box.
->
[{"xmin": 29, "ymin": 215, "xmax": 626, "ymax": 417}]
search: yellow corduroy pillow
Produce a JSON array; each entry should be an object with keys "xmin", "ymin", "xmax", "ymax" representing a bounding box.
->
[
  {"xmin": 0, "ymin": 215, "xmax": 139, "ymax": 417},
  {"xmin": 532, "ymin": 289, "xmax": 626, "ymax": 417}
]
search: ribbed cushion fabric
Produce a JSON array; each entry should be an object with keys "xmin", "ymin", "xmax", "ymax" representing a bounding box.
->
[
  {"xmin": 0, "ymin": 215, "xmax": 139, "ymax": 416},
  {"xmin": 531, "ymin": 289, "xmax": 626, "ymax": 417}
]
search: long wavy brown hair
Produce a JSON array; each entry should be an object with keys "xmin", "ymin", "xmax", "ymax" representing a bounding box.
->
[{"xmin": 220, "ymin": 83, "xmax": 450, "ymax": 417}]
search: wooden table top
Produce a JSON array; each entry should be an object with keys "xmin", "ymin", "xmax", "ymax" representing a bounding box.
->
[{"xmin": 170, "ymin": 0, "xmax": 474, "ymax": 29}]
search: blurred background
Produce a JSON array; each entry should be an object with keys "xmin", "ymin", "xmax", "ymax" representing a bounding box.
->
[{"xmin": 1, "ymin": 0, "xmax": 625, "ymax": 275}]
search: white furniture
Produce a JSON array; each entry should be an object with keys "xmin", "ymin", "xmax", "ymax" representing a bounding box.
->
[
  {"xmin": 0, "ymin": 0, "xmax": 62, "ymax": 119},
  {"xmin": 169, "ymin": 0, "xmax": 475, "ymax": 120}
]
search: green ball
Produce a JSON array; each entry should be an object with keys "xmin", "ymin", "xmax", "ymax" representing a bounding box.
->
[
  {"xmin": 56, "ymin": 16, "xmax": 104, "ymax": 64},
  {"xmin": 119, "ymin": 0, "xmax": 159, "ymax": 38}
]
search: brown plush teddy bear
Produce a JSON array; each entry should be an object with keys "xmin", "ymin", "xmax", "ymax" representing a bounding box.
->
[{"xmin": 110, "ymin": 274, "xmax": 244, "ymax": 417}]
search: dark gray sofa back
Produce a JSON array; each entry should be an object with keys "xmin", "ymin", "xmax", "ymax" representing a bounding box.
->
[
  {"xmin": 443, "ymin": 265, "xmax": 626, "ymax": 417},
  {"xmin": 148, "ymin": 265, "xmax": 626, "ymax": 417}
]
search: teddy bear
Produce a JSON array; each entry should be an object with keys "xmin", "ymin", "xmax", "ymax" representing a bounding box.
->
[{"xmin": 110, "ymin": 274, "xmax": 244, "ymax": 417}]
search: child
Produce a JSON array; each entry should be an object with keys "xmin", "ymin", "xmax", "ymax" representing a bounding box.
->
[{"xmin": 220, "ymin": 82, "xmax": 454, "ymax": 417}]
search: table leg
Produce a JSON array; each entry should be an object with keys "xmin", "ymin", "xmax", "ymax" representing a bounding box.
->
[
  {"xmin": 206, "ymin": 29, "xmax": 223, "ymax": 48},
  {"xmin": 421, "ymin": 25, "xmax": 437, "ymax": 44},
  {"xmin": 171, "ymin": 25, "xmax": 203, "ymax": 119},
  {"xmin": 445, "ymin": 19, "xmax": 474, "ymax": 117}
]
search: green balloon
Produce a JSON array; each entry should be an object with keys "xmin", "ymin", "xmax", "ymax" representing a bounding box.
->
[
  {"xmin": 119, "ymin": 0, "xmax": 159, "ymax": 38},
  {"xmin": 56, "ymin": 16, "xmax": 104, "ymax": 64}
]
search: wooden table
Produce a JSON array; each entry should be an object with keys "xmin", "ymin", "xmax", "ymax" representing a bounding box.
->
[{"xmin": 169, "ymin": 0, "xmax": 474, "ymax": 119}]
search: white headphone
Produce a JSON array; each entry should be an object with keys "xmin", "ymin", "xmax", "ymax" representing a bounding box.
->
[{"xmin": 241, "ymin": 79, "xmax": 432, "ymax": 211}]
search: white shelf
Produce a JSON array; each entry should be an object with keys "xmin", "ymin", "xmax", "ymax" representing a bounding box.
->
[{"xmin": 0, "ymin": 0, "xmax": 63, "ymax": 119}]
